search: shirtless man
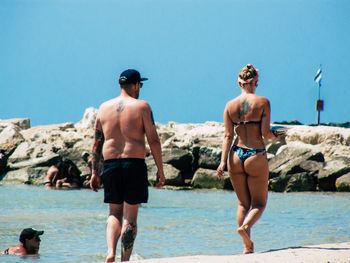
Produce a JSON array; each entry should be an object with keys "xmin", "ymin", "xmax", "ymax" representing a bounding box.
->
[
  {"xmin": 90, "ymin": 69, "xmax": 165, "ymax": 262},
  {"xmin": 1, "ymin": 228, "xmax": 44, "ymax": 255}
]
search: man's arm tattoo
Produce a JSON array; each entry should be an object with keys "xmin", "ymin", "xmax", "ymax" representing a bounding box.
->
[
  {"xmin": 91, "ymin": 118, "xmax": 104, "ymax": 173},
  {"xmin": 95, "ymin": 129, "xmax": 103, "ymax": 140}
]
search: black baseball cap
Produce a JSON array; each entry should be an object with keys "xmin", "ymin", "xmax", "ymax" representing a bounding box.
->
[
  {"xmin": 19, "ymin": 228, "xmax": 44, "ymax": 243},
  {"xmin": 119, "ymin": 69, "xmax": 148, "ymax": 84}
]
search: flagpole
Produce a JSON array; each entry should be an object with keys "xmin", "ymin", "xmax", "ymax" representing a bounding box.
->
[
  {"xmin": 317, "ymin": 80, "xmax": 320, "ymax": 125},
  {"xmin": 315, "ymin": 64, "xmax": 323, "ymax": 125}
]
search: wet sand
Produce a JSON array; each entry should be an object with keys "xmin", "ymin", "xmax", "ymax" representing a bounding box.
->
[{"xmin": 130, "ymin": 242, "xmax": 350, "ymax": 263}]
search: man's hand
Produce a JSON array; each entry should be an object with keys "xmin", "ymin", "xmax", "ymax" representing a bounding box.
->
[
  {"xmin": 156, "ymin": 170, "xmax": 165, "ymax": 188},
  {"xmin": 217, "ymin": 162, "xmax": 226, "ymax": 179},
  {"xmin": 90, "ymin": 174, "xmax": 101, "ymax": 192},
  {"xmin": 56, "ymin": 180, "xmax": 63, "ymax": 188}
]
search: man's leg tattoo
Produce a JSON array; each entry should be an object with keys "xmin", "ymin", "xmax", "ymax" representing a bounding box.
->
[{"xmin": 121, "ymin": 222, "xmax": 137, "ymax": 255}]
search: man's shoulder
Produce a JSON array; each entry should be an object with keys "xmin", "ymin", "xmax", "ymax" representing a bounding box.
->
[
  {"xmin": 99, "ymin": 98, "xmax": 118, "ymax": 109},
  {"xmin": 136, "ymin": 99, "xmax": 150, "ymax": 108},
  {"xmin": 126, "ymin": 99, "xmax": 150, "ymax": 111},
  {"xmin": 8, "ymin": 245, "xmax": 26, "ymax": 255}
]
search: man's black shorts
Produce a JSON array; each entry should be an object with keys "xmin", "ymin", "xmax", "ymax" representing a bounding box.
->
[{"xmin": 102, "ymin": 158, "xmax": 149, "ymax": 205}]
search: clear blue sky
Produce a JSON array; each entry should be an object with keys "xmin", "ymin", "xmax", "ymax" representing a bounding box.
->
[{"xmin": 1, "ymin": 0, "xmax": 350, "ymax": 127}]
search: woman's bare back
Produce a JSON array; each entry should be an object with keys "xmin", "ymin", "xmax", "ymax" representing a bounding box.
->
[{"xmin": 226, "ymin": 93, "xmax": 269, "ymax": 149}]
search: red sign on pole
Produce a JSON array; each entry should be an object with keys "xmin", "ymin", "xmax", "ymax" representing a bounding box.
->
[{"xmin": 316, "ymin": 100, "xmax": 324, "ymax": 111}]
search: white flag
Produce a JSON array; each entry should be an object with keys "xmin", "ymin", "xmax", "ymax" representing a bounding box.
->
[{"xmin": 314, "ymin": 68, "xmax": 322, "ymax": 84}]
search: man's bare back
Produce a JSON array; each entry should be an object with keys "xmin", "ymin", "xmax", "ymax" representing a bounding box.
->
[
  {"xmin": 90, "ymin": 69, "xmax": 165, "ymax": 191},
  {"xmin": 98, "ymin": 95, "xmax": 150, "ymax": 160}
]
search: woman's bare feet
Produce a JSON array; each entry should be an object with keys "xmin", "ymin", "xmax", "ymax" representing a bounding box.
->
[
  {"xmin": 105, "ymin": 253, "xmax": 115, "ymax": 262},
  {"xmin": 237, "ymin": 225, "xmax": 254, "ymax": 254}
]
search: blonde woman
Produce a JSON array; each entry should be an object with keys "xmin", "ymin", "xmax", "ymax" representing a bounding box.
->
[{"xmin": 217, "ymin": 64, "xmax": 283, "ymax": 254}]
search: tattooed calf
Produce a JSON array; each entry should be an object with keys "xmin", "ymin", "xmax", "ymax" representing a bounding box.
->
[{"xmin": 121, "ymin": 222, "xmax": 137, "ymax": 251}]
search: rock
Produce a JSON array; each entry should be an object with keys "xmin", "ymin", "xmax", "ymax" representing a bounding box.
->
[
  {"xmin": 285, "ymin": 126, "xmax": 350, "ymax": 159},
  {"xmin": 19, "ymin": 123, "xmax": 82, "ymax": 152},
  {"xmin": 198, "ymin": 146, "xmax": 221, "ymax": 170},
  {"xmin": 268, "ymin": 145, "xmax": 324, "ymax": 178},
  {"xmin": 265, "ymin": 137, "xmax": 287, "ymax": 155},
  {"xmin": 0, "ymin": 118, "xmax": 31, "ymax": 130},
  {"xmin": 0, "ymin": 124, "xmax": 25, "ymax": 155},
  {"xmin": 75, "ymin": 107, "xmax": 98, "ymax": 130},
  {"xmin": 0, "ymin": 150, "xmax": 8, "ymax": 175},
  {"xmin": 26, "ymin": 167, "xmax": 49, "ymax": 185},
  {"xmin": 191, "ymin": 168, "xmax": 231, "ymax": 190},
  {"xmin": 1, "ymin": 109, "xmax": 349, "ymax": 192},
  {"xmin": 162, "ymin": 148, "xmax": 193, "ymax": 173},
  {"xmin": 8, "ymin": 154, "xmax": 60, "ymax": 170},
  {"xmin": 160, "ymin": 121, "xmax": 225, "ymax": 149},
  {"xmin": 268, "ymin": 175, "xmax": 292, "ymax": 192},
  {"xmin": 273, "ymin": 120, "xmax": 303, "ymax": 125},
  {"xmin": 73, "ymin": 138, "xmax": 93, "ymax": 152},
  {"xmin": 75, "ymin": 107, "xmax": 98, "ymax": 138},
  {"xmin": 156, "ymin": 127, "xmax": 175, "ymax": 145},
  {"xmin": 8, "ymin": 142, "xmax": 57, "ymax": 163},
  {"xmin": 311, "ymin": 122, "xmax": 350, "ymax": 128},
  {"xmin": 21, "ymin": 122, "xmax": 76, "ymax": 141},
  {"xmin": 7, "ymin": 142, "xmax": 34, "ymax": 163},
  {"xmin": 298, "ymin": 160, "xmax": 324, "ymax": 173},
  {"xmin": 1, "ymin": 168, "xmax": 30, "ymax": 184},
  {"xmin": 147, "ymin": 163, "xmax": 183, "ymax": 186},
  {"xmin": 58, "ymin": 148, "xmax": 91, "ymax": 177},
  {"xmin": 0, "ymin": 167, "xmax": 48, "ymax": 185},
  {"xmin": 268, "ymin": 145, "xmax": 325, "ymax": 192},
  {"xmin": 336, "ymin": 172, "xmax": 350, "ymax": 192},
  {"xmin": 285, "ymin": 172, "xmax": 318, "ymax": 192},
  {"xmin": 317, "ymin": 157, "xmax": 350, "ymax": 191}
]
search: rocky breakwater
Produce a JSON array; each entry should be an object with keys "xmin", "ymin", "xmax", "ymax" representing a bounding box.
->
[{"xmin": 0, "ymin": 108, "xmax": 349, "ymax": 192}]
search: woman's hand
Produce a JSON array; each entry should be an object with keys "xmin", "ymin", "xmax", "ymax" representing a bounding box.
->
[{"xmin": 217, "ymin": 162, "xmax": 226, "ymax": 179}]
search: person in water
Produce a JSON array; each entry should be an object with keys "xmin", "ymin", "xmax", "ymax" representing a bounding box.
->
[
  {"xmin": 90, "ymin": 69, "xmax": 165, "ymax": 262},
  {"xmin": 217, "ymin": 64, "xmax": 284, "ymax": 254},
  {"xmin": 1, "ymin": 228, "xmax": 44, "ymax": 255},
  {"xmin": 43, "ymin": 159, "xmax": 81, "ymax": 188}
]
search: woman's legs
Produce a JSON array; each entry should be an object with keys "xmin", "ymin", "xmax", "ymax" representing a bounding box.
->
[
  {"xmin": 242, "ymin": 153, "xmax": 269, "ymax": 229},
  {"xmin": 229, "ymin": 150, "xmax": 269, "ymax": 253},
  {"xmin": 228, "ymin": 150, "xmax": 253, "ymax": 253}
]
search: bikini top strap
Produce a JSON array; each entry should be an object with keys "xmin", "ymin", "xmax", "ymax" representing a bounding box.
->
[{"xmin": 233, "ymin": 120, "xmax": 261, "ymax": 125}]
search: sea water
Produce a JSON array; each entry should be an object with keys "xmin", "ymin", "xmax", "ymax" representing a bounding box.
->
[{"xmin": 0, "ymin": 185, "xmax": 349, "ymax": 262}]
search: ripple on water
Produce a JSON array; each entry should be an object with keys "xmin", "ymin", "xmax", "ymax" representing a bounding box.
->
[{"xmin": 1, "ymin": 185, "xmax": 349, "ymax": 262}]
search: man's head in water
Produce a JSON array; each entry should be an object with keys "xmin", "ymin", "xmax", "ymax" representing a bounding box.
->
[{"xmin": 19, "ymin": 228, "xmax": 44, "ymax": 254}]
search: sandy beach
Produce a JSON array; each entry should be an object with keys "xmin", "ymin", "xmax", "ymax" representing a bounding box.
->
[{"xmin": 130, "ymin": 242, "xmax": 350, "ymax": 263}]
